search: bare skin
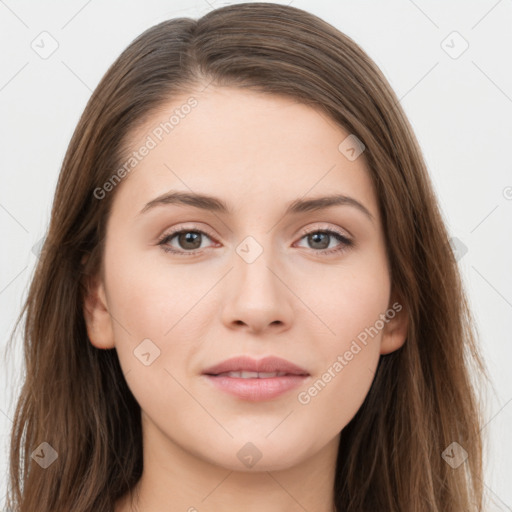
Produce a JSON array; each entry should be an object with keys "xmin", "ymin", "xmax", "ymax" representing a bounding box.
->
[{"xmin": 83, "ymin": 85, "xmax": 408, "ymax": 512}]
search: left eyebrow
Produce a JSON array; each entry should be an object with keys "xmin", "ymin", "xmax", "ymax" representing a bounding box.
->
[
  {"xmin": 138, "ymin": 190, "xmax": 374, "ymax": 223},
  {"xmin": 286, "ymin": 194, "xmax": 374, "ymax": 223}
]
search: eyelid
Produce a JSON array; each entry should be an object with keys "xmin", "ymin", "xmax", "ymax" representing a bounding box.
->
[
  {"xmin": 293, "ymin": 224, "xmax": 353, "ymax": 255},
  {"xmin": 298, "ymin": 223, "xmax": 352, "ymax": 240},
  {"xmin": 157, "ymin": 222, "xmax": 353, "ymax": 256},
  {"xmin": 156, "ymin": 223, "xmax": 219, "ymax": 250},
  {"xmin": 158, "ymin": 222, "xmax": 351, "ymax": 242}
]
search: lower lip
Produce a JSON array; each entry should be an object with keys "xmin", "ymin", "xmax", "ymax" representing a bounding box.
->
[{"xmin": 204, "ymin": 374, "xmax": 309, "ymax": 401}]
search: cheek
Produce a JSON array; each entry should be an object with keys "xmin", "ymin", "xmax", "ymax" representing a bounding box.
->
[
  {"xmin": 295, "ymin": 251, "xmax": 390, "ymax": 422},
  {"xmin": 329, "ymin": 269, "xmax": 390, "ymax": 345},
  {"xmin": 306, "ymin": 246, "xmax": 391, "ymax": 353},
  {"xmin": 104, "ymin": 238, "xmax": 211, "ymax": 341},
  {"xmin": 103, "ymin": 240, "xmax": 216, "ymax": 399}
]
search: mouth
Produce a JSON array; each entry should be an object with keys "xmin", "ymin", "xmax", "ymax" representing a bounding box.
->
[
  {"xmin": 202, "ymin": 356, "xmax": 310, "ymax": 401},
  {"xmin": 211, "ymin": 371, "xmax": 298, "ymax": 378}
]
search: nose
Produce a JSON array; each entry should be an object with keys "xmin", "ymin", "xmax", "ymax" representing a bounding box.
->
[{"xmin": 220, "ymin": 247, "xmax": 294, "ymax": 335}]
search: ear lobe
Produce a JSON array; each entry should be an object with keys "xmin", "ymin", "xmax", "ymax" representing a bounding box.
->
[
  {"xmin": 82, "ymin": 272, "xmax": 115, "ymax": 350},
  {"xmin": 380, "ymin": 298, "xmax": 409, "ymax": 355}
]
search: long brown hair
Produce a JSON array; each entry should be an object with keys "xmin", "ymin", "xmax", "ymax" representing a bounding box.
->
[{"xmin": 5, "ymin": 3, "xmax": 490, "ymax": 510}]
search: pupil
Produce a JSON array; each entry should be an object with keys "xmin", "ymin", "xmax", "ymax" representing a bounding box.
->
[
  {"xmin": 180, "ymin": 232, "xmax": 201, "ymax": 249},
  {"xmin": 310, "ymin": 232, "xmax": 329, "ymax": 249}
]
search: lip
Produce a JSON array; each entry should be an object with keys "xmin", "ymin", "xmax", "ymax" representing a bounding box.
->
[
  {"xmin": 202, "ymin": 355, "xmax": 309, "ymax": 376},
  {"xmin": 202, "ymin": 356, "xmax": 310, "ymax": 402}
]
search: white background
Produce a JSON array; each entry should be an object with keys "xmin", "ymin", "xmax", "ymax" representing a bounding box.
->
[{"xmin": 0, "ymin": 0, "xmax": 511, "ymax": 509}]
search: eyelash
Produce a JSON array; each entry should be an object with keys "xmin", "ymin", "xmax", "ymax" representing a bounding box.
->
[{"xmin": 157, "ymin": 225, "xmax": 353, "ymax": 258}]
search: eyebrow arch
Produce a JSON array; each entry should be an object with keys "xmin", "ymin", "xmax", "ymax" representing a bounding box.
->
[{"xmin": 138, "ymin": 191, "xmax": 374, "ymax": 222}]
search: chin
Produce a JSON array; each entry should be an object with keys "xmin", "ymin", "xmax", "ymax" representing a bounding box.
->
[{"xmin": 198, "ymin": 436, "xmax": 313, "ymax": 473}]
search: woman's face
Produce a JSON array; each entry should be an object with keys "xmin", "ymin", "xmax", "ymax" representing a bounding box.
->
[{"xmin": 84, "ymin": 85, "xmax": 407, "ymax": 472}]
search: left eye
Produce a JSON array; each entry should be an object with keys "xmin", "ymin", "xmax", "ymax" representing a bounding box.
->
[
  {"xmin": 158, "ymin": 228, "xmax": 352, "ymax": 256},
  {"xmin": 295, "ymin": 229, "xmax": 352, "ymax": 254}
]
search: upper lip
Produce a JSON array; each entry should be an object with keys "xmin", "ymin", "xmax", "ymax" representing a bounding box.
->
[{"xmin": 202, "ymin": 356, "xmax": 309, "ymax": 376}]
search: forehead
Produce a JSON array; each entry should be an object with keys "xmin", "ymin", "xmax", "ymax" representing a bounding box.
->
[{"xmin": 112, "ymin": 86, "xmax": 378, "ymax": 221}]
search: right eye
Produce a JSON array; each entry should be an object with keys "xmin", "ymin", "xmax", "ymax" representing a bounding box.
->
[{"xmin": 157, "ymin": 227, "xmax": 218, "ymax": 256}]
